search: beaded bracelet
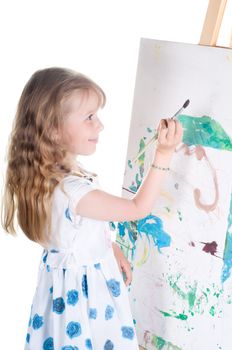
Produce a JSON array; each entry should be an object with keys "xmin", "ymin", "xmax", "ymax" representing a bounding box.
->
[{"xmin": 150, "ymin": 163, "xmax": 170, "ymax": 171}]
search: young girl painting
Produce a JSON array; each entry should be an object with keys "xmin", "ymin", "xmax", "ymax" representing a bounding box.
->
[{"xmin": 2, "ymin": 67, "xmax": 183, "ymax": 349}]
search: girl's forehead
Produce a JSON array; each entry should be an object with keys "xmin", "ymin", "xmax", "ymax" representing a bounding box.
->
[{"xmin": 62, "ymin": 89, "xmax": 100, "ymax": 116}]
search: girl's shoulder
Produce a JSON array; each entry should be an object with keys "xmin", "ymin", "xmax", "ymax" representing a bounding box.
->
[
  {"xmin": 54, "ymin": 162, "xmax": 99, "ymax": 201},
  {"xmin": 58, "ymin": 169, "xmax": 99, "ymax": 196},
  {"xmin": 54, "ymin": 171, "xmax": 100, "ymax": 212},
  {"xmin": 61, "ymin": 172, "xmax": 98, "ymax": 185},
  {"xmin": 63, "ymin": 161, "xmax": 98, "ymax": 184}
]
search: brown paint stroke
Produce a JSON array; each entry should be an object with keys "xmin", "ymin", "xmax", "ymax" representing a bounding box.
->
[
  {"xmin": 143, "ymin": 330, "xmax": 151, "ymax": 346},
  {"xmin": 200, "ymin": 241, "xmax": 218, "ymax": 256},
  {"xmin": 178, "ymin": 145, "xmax": 219, "ymax": 212}
]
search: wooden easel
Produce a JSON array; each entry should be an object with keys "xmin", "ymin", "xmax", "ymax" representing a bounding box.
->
[
  {"xmin": 199, "ymin": 0, "xmax": 232, "ymax": 48},
  {"xmin": 138, "ymin": 1, "xmax": 231, "ymax": 349}
]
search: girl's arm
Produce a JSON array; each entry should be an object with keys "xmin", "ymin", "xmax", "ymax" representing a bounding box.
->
[{"xmin": 75, "ymin": 118, "xmax": 183, "ymax": 222}]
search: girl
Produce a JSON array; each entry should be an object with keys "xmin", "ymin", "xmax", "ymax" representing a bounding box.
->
[{"xmin": 2, "ymin": 67, "xmax": 183, "ymax": 350}]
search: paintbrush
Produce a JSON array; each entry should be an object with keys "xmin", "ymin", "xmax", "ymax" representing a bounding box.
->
[{"xmin": 131, "ymin": 99, "xmax": 190, "ymax": 163}]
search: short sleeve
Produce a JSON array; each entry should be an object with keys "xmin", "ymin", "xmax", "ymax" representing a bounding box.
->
[{"xmin": 61, "ymin": 175, "xmax": 97, "ymax": 214}]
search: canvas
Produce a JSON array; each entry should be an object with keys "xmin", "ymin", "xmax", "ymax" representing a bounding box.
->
[{"xmin": 114, "ymin": 38, "xmax": 232, "ymax": 350}]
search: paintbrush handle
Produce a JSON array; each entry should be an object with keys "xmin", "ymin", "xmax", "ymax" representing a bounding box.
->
[
  {"xmin": 131, "ymin": 132, "xmax": 158, "ymax": 163},
  {"xmin": 171, "ymin": 107, "xmax": 183, "ymax": 119}
]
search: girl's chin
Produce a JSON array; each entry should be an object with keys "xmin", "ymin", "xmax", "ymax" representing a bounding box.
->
[
  {"xmin": 66, "ymin": 151, "xmax": 96, "ymax": 160},
  {"xmin": 80, "ymin": 149, "xmax": 97, "ymax": 156}
]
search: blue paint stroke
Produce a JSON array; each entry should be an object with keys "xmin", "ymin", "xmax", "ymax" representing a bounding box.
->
[
  {"xmin": 137, "ymin": 214, "xmax": 171, "ymax": 253},
  {"xmin": 117, "ymin": 214, "xmax": 171, "ymax": 255},
  {"xmin": 117, "ymin": 221, "xmax": 138, "ymax": 259},
  {"xmin": 221, "ymin": 192, "xmax": 232, "ymax": 283}
]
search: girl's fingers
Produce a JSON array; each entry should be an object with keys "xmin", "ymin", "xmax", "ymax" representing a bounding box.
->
[
  {"xmin": 174, "ymin": 120, "xmax": 184, "ymax": 142},
  {"xmin": 157, "ymin": 118, "xmax": 183, "ymax": 148},
  {"xmin": 117, "ymin": 262, "xmax": 123, "ymax": 273},
  {"xmin": 122, "ymin": 264, "xmax": 132, "ymax": 286},
  {"xmin": 166, "ymin": 118, "xmax": 176, "ymax": 141},
  {"xmin": 156, "ymin": 119, "xmax": 165, "ymax": 134},
  {"xmin": 158, "ymin": 121, "xmax": 168, "ymax": 144},
  {"xmin": 120, "ymin": 259, "xmax": 132, "ymax": 286},
  {"xmin": 162, "ymin": 119, "xmax": 168, "ymax": 128},
  {"xmin": 176, "ymin": 120, "xmax": 183, "ymax": 135},
  {"xmin": 157, "ymin": 119, "xmax": 168, "ymax": 129}
]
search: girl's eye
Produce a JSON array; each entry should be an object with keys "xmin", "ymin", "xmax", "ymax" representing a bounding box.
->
[{"xmin": 87, "ymin": 114, "xmax": 94, "ymax": 121}]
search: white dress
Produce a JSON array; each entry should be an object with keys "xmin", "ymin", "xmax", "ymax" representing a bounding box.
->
[{"xmin": 24, "ymin": 174, "xmax": 139, "ymax": 350}]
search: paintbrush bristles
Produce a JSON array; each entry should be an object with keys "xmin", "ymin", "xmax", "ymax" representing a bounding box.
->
[{"xmin": 171, "ymin": 99, "xmax": 190, "ymax": 119}]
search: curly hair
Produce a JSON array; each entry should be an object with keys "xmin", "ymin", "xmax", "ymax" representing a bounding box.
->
[{"xmin": 1, "ymin": 67, "xmax": 106, "ymax": 246}]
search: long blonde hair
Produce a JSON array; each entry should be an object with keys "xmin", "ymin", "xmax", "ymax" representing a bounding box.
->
[{"xmin": 1, "ymin": 67, "xmax": 106, "ymax": 245}]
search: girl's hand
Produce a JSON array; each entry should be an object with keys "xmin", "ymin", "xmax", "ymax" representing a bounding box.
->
[
  {"xmin": 156, "ymin": 118, "xmax": 183, "ymax": 154},
  {"xmin": 112, "ymin": 242, "xmax": 132, "ymax": 287}
]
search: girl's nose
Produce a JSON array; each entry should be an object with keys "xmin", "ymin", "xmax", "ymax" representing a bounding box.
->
[{"xmin": 96, "ymin": 117, "xmax": 104, "ymax": 132}]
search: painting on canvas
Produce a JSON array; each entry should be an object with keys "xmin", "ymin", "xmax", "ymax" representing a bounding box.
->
[{"xmin": 113, "ymin": 39, "xmax": 232, "ymax": 350}]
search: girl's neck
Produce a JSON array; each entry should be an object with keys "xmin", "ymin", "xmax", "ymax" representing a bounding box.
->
[{"xmin": 66, "ymin": 155, "xmax": 97, "ymax": 179}]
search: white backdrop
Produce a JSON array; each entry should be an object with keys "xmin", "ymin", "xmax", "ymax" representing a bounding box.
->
[{"xmin": 0, "ymin": 0, "xmax": 231, "ymax": 348}]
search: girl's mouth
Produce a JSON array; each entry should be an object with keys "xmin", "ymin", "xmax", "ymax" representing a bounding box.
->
[{"xmin": 88, "ymin": 138, "xmax": 98, "ymax": 143}]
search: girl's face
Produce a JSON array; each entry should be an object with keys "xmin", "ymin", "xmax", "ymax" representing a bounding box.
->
[{"xmin": 60, "ymin": 89, "xmax": 104, "ymax": 161}]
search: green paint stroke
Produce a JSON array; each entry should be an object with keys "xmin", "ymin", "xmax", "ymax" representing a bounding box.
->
[
  {"xmin": 128, "ymin": 136, "xmax": 146, "ymax": 192},
  {"xmin": 138, "ymin": 138, "xmax": 146, "ymax": 176},
  {"xmin": 178, "ymin": 115, "xmax": 232, "ymax": 151},
  {"xmin": 151, "ymin": 334, "xmax": 182, "ymax": 350},
  {"xmin": 159, "ymin": 309, "xmax": 188, "ymax": 321},
  {"xmin": 168, "ymin": 274, "xmax": 197, "ymax": 311},
  {"xmin": 210, "ymin": 306, "xmax": 215, "ymax": 316},
  {"xmin": 167, "ymin": 274, "xmax": 224, "ymax": 317}
]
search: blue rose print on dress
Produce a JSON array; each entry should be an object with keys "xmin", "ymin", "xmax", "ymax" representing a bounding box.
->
[
  {"xmin": 106, "ymin": 279, "xmax": 121, "ymax": 297},
  {"xmin": 43, "ymin": 337, "xmax": 54, "ymax": 350},
  {"xmin": 53, "ymin": 297, "xmax": 65, "ymax": 314},
  {"xmin": 94, "ymin": 263, "xmax": 101, "ymax": 269},
  {"xmin": 66, "ymin": 321, "xmax": 82, "ymax": 339},
  {"xmin": 49, "ymin": 286, "xmax": 53, "ymax": 294},
  {"xmin": 104, "ymin": 339, "xmax": 114, "ymax": 350},
  {"xmin": 67, "ymin": 289, "xmax": 79, "ymax": 306},
  {"xmin": 32, "ymin": 314, "xmax": 44, "ymax": 329},
  {"xmin": 105, "ymin": 305, "xmax": 114, "ymax": 320},
  {"xmin": 43, "ymin": 250, "xmax": 48, "ymax": 263},
  {"xmin": 85, "ymin": 338, "xmax": 93, "ymax": 349},
  {"xmin": 121, "ymin": 326, "xmax": 135, "ymax": 340},
  {"xmin": 62, "ymin": 346, "xmax": 79, "ymax": 350},
  {"xmin": 26, "ymin": 333, "xmax": 30, "ymax": 343},
  {"xmin": 89, "ymin": 308, "xmax": 97, "ymax": 319},
  {"xmin": 82, "ymin": 274, "xmax": 88, "ymax": 298},
  {"xmin": 65, "ymin": 208, "xmax": 72, "ymax": 222},
  {"xmin": 50, "ymin": 249, "xmax": 59, "ymax": 253}
]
